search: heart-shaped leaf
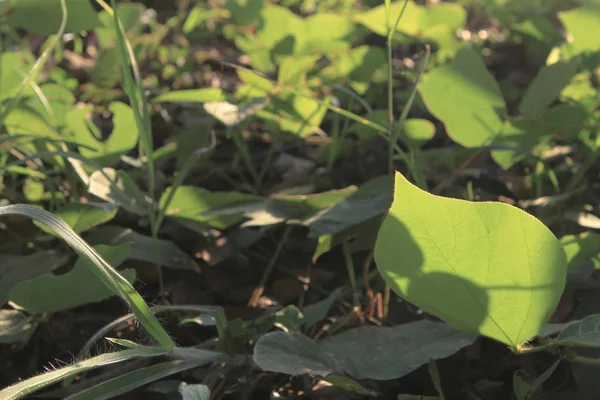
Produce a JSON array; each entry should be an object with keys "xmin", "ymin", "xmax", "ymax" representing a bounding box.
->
[{"xmin": 374, "ymin": 172, "xmax": 567, "ymax": 348}]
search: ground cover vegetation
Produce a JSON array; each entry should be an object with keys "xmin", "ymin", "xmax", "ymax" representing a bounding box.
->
[{"xmin": 0, "ymin": 0, "xmax": 600, "ymax": 399}]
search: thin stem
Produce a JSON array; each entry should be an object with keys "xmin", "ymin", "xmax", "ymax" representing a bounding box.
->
[
  {"xmin": 386, "ymin": 0, "xmax": 410, "ymax": 175},
  {"xmin": 248, "ymin": 225, "xmax": 293, "ymax": 307},
  {"xmin": 342, "ymin": 241, "xmax": 359, "ymax": 307}
]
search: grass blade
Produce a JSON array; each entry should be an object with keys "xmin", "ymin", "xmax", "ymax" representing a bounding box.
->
[
  {"xmin": 0, "ymin": 347, "xmax": 169, "ymax": 400},
  {"xmin": 65, "ymin": 359, "xmax": 213, "ymax": 400},
  {"xmin": 0, "ymin": 205, "xmax": 174, "ymax": 349}
]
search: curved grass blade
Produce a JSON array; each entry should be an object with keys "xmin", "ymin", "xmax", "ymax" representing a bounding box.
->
[
  {"xmin": 0, "ymin": 347, "xmax": 169, "ymax": 400},
  {"xmin": 0, "ymin": 205, "xmax": 174, "ymax": 349},
  {"xmin": 65, "ymin": 359, "xmax": 213, "ymax": 400}
]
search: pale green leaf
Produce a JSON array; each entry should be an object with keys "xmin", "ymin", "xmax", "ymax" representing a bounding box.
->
[
  {"xmin": 419, "ymin": 47, "xmax": 505, "ymax": 148},
  {"xmin": 0, "ymin": 347, "xmax": 169, "ymax": 400},
  {"xmin": 203, "ymin": 98, "xmax": 268, "ymax": 127},
  {"xmin": 0, "ymin": 309, "xmax": 37, "ymax": 344},
  {"xmin": 9, "ymin": 244, "xmax": 134, "ymax": 314},
  {"xmin": 374, "ymin": 172, "xmax": 567, "ymax": 348},
  {"xmin": 7, "ymin": 0, "xmax": 102, "ymax": 35},
  {"xmin": 556, "ymin": 314, "xmax": 600, "ymax": 347},
  {"xmin": 179, "ymin": 383, "xmax": 211, "ymax": 400},
  {"xmin": 0, "ymin": 250, "xmax": 68, "ymax": 305},
  {"xmin": 88, "ymin": 168, "xmax": 149, "ymax": 216}
]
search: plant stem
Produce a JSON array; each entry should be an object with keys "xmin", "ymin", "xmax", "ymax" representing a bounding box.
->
[
  {"xmin": 342, "ymin": 241, "xmax": 359, "ymax": 307},
  {"xmin": 248, "ymin": 225, "xmax": 293, "ymax": 307}
]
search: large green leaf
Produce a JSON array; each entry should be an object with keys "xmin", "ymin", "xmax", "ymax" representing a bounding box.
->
[
  {"xmin": 0, "ymin": 250, "xmax": 68, "ymax": 305},
  {"xmin": 9, "ymin": 244, "xmax": 135, "ymax": 314},
  {"xmin": 7, "ymin": 0, "xmax": 102, "ymax": 35},
  {"xmin": 254, "ymin": 320, "xmax": 475, "ymax": 380},
  {"xmin": 374, "ymin": 172, "xmax": 567, "ymax": 348},
  {"xmin": 67, "ymin": 102, "xmax": 140, "ymax": 166},
  {"xmin": 320, "ymin": 321, "xmax": 476, "ymax": 380},
  {"xmin": 518, "ymin": 59, "xmax": 579, "ymax": 118},
  {"xmin": 419, "ymin": 47, "xmax": 506, "ymax": 148}
]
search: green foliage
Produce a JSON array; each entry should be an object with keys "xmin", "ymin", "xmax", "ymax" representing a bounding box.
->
[
  {"xmin": 9, "ymin": 244, "xmax": 134, "ymax": 313},
  {"xmin": 6, "ymin": 0, "xmax": 102, "ymax": 35},
  {"xmin": 67, "ymin": 102, "xmax": 140, "ymax": 165},
  {"xmin": 2, "ymin": 0, "xmax": 600, "ymax": 398},
  {"xmin": 375, "ymin": 172, "xmax": 567, "ymax": 348},
  {"xmin": 254, "ymin": 320, "xmax": 476, "ymax": 380}
]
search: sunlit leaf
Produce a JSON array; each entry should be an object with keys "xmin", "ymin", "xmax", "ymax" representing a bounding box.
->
[{"xmin": 374, "ymin": 172, "xmax": 567, "ymax": 348}]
